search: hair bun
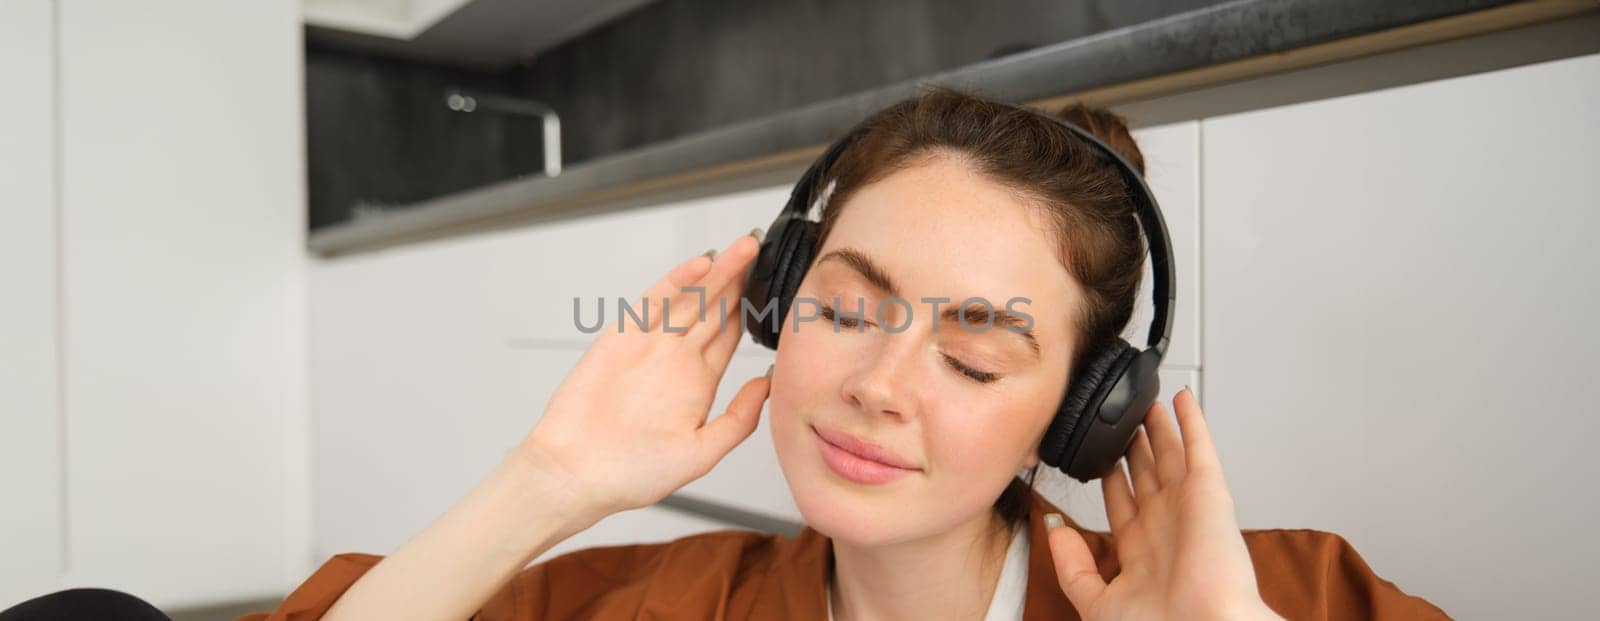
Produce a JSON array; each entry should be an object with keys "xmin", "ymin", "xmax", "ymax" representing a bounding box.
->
[{"xmin": 1054, "ymin": 103, "xmax": 1144, "ymax": 176}]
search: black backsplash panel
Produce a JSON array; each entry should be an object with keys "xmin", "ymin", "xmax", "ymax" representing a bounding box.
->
[
  {"xmin": 307, "ymin": 0, "xmax": 1229, "ymax": 230},
  {"xmin": 305, "ymin": 43, "xmax": 546, "ymax": 230},
  {"xmin": 506, "ymin": 0, "xmax": 1229, "ymax": 165}
]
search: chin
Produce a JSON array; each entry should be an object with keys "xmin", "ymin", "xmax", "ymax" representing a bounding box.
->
[
  {"xmin": 771, "ymin": 421, "xmax": 927, "ymax": 546},
  {"xmin": 788, "ymin": 474, "xmax": 914, "ymax": 546}
]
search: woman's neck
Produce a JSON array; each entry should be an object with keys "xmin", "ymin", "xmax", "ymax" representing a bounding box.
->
[{"xmin": 828, "ymin": 510, "xmax": 1017, "ymax": 621}]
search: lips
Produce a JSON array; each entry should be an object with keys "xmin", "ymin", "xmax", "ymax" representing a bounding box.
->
[{"xmin": 811, "ymin": 425, "xmax": 920, "ymax": 470}]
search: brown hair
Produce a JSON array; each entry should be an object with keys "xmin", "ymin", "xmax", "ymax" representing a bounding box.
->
[{"xmin": 807, "ymin": 87, "xmax": 1148, "ymax": 533}]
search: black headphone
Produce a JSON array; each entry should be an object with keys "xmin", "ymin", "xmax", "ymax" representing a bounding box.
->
[{"xmin": 740, "ymin": 101, "xmax": 1175, "ymax": 483}]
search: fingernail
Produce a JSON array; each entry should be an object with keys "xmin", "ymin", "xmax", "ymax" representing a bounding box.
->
[
  {"xmin": 702, "ymin": 248, "xmax": 717, "ymax": 261},
  {"xmin": 749, "ymin": 227, "xmax": 764, "ymax": 243},
  {"xmin": 764, "ymin": 363, "xmax": 774, "ymax": 378},
  {"xmin": 1044, "ymin": 513, "xmax": 1065, "ymax": 530}
]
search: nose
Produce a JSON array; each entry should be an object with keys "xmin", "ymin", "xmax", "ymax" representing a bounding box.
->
[{"xmin": 840, "ymin": 331, "xmax": 921, "ymax": 420}]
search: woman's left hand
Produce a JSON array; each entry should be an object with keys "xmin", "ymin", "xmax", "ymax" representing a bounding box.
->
[{"xmin": 1044, "ymin": 387, "xmax": 1283, "ymax": 621}]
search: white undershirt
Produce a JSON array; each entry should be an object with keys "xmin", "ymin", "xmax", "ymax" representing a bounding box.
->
[{"xmin": 826, "ymin": 524, "xmax": 1030, "ymax": 621}]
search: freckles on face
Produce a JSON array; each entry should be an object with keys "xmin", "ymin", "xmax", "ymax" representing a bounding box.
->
[{"xmin": 765, "ymin": 154, "xmax": 1081, "ymax": 543}]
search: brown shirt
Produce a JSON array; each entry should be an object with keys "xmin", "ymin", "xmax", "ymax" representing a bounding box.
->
[{"xmin": 239, "ymin": 489, "xmax": 1448, "ymax": 620}]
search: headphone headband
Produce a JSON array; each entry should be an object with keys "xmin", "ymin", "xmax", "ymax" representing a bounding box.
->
[{"xmin": 775, "ymin": 101, "xmax": 1175, "ymax": 356}]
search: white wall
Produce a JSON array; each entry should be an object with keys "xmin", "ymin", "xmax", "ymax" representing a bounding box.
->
[
  {"xmin": 0, "ymin": 0, "xmax": 65, "ymax": 607},
  {"xmin": 0, "ymin": 0, "xmax": 311, "ymax": 611}
]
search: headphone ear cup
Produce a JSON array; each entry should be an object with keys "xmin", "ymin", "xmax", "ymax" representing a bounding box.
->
[
  {"xmin": 1039, "ymin": 339, "xmax": 1138, "ymax": 473},
  {"xmin": 770, "ymin": 221, "xmax": 819, "ymax": 346},
  {"xmin": 747, "ymin": 218, "xmax": 819, "ymax": 349}
]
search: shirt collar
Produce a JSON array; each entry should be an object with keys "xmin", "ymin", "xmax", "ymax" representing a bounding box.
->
[{"xmin": 774, "ymin": 488, "xmax": 1084, "ymax": 621}]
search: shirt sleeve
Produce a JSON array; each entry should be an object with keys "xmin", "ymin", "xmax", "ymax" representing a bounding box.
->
[
  {"xmin": 234, "ymin": 553, "xmax": 383, "ymax": 621},
  {"xmin": 234, "ymin": 541, "xmax": 708, "ymax": 621},
  {"xmin": 1243, "ymin": 529, "xmax": 1450, "ymax": 620},
  {"xmin": 232, "ymin": 550, "xmax": 635, "ymax": 621}
]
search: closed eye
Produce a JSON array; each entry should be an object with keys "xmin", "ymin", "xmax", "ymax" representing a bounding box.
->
[
  {"xmin": 818, "ymin": 303, "xmax": 872, "ymax": 330},
  {"xmin": 943, "ymin": 354, "xmax": 999, "ymax": 384},
  {"xmin": 821, "ymin": 304, "xmax": 999, "ymax": 383}
]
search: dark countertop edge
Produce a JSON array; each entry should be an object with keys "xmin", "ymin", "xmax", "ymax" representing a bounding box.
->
[{"xmin": 307, "ymin": 0, "xmax": 1540, "ymax": 256}]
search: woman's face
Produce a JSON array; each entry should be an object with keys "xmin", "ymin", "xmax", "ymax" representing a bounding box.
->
[{"xmin": 768, "ymin": 152, "xmax": 1081, "ymax": 546}]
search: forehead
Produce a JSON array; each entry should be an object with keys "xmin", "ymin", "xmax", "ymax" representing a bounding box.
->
[{"xmin": 816, "ymin": 155, "xmax": 1080, "ymax": 331}]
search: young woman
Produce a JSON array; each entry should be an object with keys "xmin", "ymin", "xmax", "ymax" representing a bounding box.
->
[{"xmin": 244, "ymin": 89, "xmax": 1446, "ymax": 621}]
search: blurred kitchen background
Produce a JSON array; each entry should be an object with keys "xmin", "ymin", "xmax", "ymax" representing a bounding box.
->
[{"xmin": 3, "ymin": 0, "xmax": 1597, "ymax": 618}]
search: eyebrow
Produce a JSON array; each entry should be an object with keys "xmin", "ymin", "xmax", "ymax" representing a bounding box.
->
[
  {"xmin": 815, "ymin": 247, "xmax": 1042, "ymax": 358},
  {"xmin": 816, "ymin": 248, "xmax": 902, "ymax": 297},
  {"xmin": 941, "ymin": 303, "xmax": 1041, "ymax": 358}
]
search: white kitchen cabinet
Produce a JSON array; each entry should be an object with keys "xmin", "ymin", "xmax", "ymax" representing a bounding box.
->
[{"xmin": 1201, "ymin": 51, "xmax": 1599, "ymax": 619}]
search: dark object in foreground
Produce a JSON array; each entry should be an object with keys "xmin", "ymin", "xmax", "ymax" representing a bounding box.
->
[{"xmin": 0, "ymin": 588, "xmax": 170, "ymax": 621}]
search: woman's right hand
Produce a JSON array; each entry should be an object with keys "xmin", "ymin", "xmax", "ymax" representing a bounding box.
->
[{"xmin": 516, "ymin": 230, "xmax": 772, "ymax": 521}]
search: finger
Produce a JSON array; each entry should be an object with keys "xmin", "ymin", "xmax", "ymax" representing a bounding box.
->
[
  {"xmin": 631, "ymin": 252, "xmax": 714, "ymax": 334},
  {"xmin": 693, "ymin": 373, "xmax": 771, "ymax": 473},
  {"xmin": 1173, "ymin": 386, "xmax": 1221, "ymax": 474},
  {"xmin": 688, "ymin": 234, "xmax": 758, "ymax": 352},
  {"xmin": 701, "ymin": 279, "xmax": 748, "ymax": 365},
  {"xmin": 1126, "ymin": 426, "xmax": 1161, "ymax": 500},
  {"xmin": 1100, "ymin": 459, "xmax": 1137, "ymax": 538},
  {"xmin": 1144, "ymin": 400, "xmax": 1187, "ymax": 488},
  {"xmin": 1045, "ymin": 515, "xmax": 1107, "ymax": 611},
  {"xmin": 682, "ymin": 233, "xmax": 762, "ymax": 345}
]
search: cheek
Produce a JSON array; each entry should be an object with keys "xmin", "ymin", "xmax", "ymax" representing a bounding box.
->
[
  {"xmin": 925, "ymin": 389, "xmax": 1056, "ymax": 478},
  {"xmin": 767, "ymin": 325, "xmax": 848, "ymax": 450},
  {"xmin": 925, "ymin": 404, "xmax": 1026, "ymax": 476}
]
